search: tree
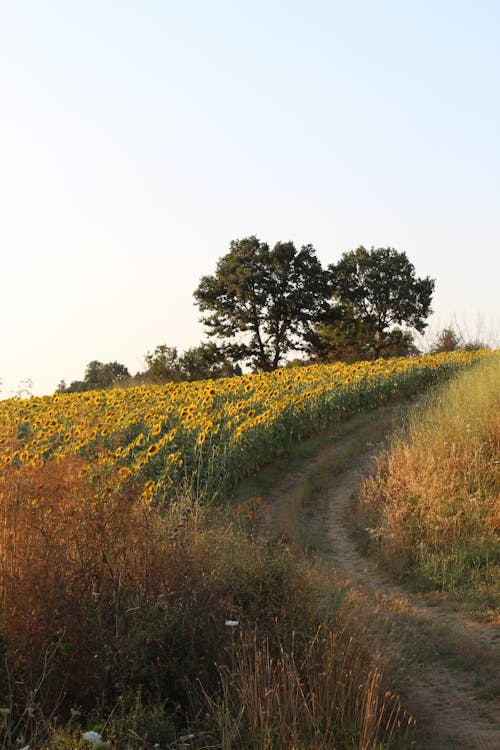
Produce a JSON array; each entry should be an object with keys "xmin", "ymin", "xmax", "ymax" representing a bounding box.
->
[
  {"xmin": 308, "ymin": 306, "xmax": 375, "ymax": 362},
  {"xmin": 179, "ymin": 342, "xmax": 241, "ymax": 381},
  {"xmin": 461, "ymin": 339, "xmax": 489, "ymax": 352},
  {"xmin": 58, "ymin": 360, "xmax": 130, "ymax": 393},
  {"xmin": 194, "ymin": 236, "xmax": 332, "ymax": 371},
  {"xmin": 430, "ymin": 327, "xmax": 462, "ymax": 354},
  {"xmin": 143, "ymin": 345, "xmax": 182, "ymax": 382},
  {"xmin": 84, "ymin": 360, "xmax": 130, "ymax": 388},
  {"xmin": 313, "ymin": 246, "xmax": 434, "ymax": 360},
  {"xmin": 310, "ymin": 309, "xmax": 419, "ymax": 362}
]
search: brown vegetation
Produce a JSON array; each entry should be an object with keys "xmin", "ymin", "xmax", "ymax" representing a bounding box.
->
[
  {"xmin": 361, "ymin": 355, "xmax": 500, "ymax": 617},
  {"xmin": 0, "ymin": 452, "xmax": 406, "ymax": 748}
]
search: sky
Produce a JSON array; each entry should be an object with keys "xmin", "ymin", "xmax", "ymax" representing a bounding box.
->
[{"xmin": 1, "ymin": 0, "xmax": 499, "ymax": 397}]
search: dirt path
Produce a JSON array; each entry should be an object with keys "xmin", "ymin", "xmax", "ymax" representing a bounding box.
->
[{"xmin": 260, "ymin": 413, "xmax": 500, "ymax": 750}]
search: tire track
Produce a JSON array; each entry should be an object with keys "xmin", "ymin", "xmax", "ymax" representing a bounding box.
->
[
  {"xmin": 324, "ymin": 462, "xmax": 500, "ymax": 750},
  {"xmin": 261, "ymin": 412, "xmax": 500, "ymax": 750}
]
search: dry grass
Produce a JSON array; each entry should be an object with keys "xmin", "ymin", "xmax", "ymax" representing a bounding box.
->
[
  {"xmin": 208, "ymin": 598, "xmax": 414, "ymax": 750},
  {"xmin": 361, "ymin": 355, "xmax": 500, "ymax": 617},
  {"xmin": 0, "ymin": 452, "xmax": 410, "ymax": 748}
]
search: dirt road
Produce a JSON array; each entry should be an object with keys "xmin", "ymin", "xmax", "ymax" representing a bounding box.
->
[{"xmin": 261, "ymin": 411, "xmax": 500, "ymax": 750}]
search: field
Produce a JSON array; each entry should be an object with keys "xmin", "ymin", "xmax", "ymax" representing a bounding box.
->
[
  {"xmin": 0, "ymin": 349, "xmax": 493, "ymax": 749},
  {"xmin": 0, "ymin": 350, "xmax": 485, "ymax": 506}
]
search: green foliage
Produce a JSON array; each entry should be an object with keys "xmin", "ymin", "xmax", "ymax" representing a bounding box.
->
[
  {"xmin": 312, "ymin": 246, "xmax": 434, "ymax": 360},
  {"xmin": 143, "ymin": 344, "xmax": 182, "ymax": 382},
  {"xmin": 194, "ymin": 236, "xmax": 332, "ymax": 371},
  {"xmin": 59, "ymin": 361, "xmax": 131, "ymax": 393},
  {"xmin": 142, "ymin": 342, "xmax": 241, "ymax": 383},
  {"xmin": 57, "ymin": 345, "xmax": 241, "ymax": 393},
  {"xmin": 179, "ymin": 342, "xmax": 241, "ymax": 380}
]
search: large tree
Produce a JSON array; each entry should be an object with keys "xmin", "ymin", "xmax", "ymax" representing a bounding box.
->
[
  {"xmin": 312, "ymin": 246, "xmax": 434, "ymax": 360},
  {"xmin": 194, "ymin": 236, "xmax": 331, "ymax": 371}
]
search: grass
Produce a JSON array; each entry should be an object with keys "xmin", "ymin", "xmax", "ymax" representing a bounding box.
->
[
  {"xmin": 0, "ymin": 449, "xmax": 411, "ymax": 750},
  {"xmin": 360, "ymin": 354, "xmax": 500, "ymax": 620},
  {"xmin": 1, "ymin": 354, "xmax": 490, "ymax": 749},
  {"xmin": 231, "ymin": 389, "xmax": 500, "ymax": 708}
]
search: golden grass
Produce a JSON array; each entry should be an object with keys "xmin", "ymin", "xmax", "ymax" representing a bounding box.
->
[
  {"xmin": 361, "ymin": 355, "xmax": 500, "ymax": 616},
  {"xmin": 208, "ymin": 601, "xmax": 414, "ymax": 750}
]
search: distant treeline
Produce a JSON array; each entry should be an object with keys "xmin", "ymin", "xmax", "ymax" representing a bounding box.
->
[
  {"xmin": 56, "ymin": 326, "xmax": 487, "ymax": 394},
  {"xmin": 56, "ymin": 343, "xmax": 241, "ymax": 393}
]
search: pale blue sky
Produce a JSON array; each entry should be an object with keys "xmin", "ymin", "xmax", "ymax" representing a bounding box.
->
[{"xmin": 1, "ymin": 1, "xmax": 499, "ymax": 396}]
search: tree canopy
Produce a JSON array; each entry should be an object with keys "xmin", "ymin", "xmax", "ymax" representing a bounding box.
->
[
  {"xmin": 143, "ymin": 342, "xmax": 240, "ymax": 382},
  {"xmin": 311, "ymin": 246, "xmax": 434, "ymax": 360},
  {"xmin": 194, "ymin": 236, "xmax": 332, "ymax": 371},
  {"xmin": 143, "ymin": 345, "xmax": 182, "ymax": 382},
  {"xmin": 430, "ymin": 327, "xmax": 462, "ymax": 354},
  {"xmin": 58, "ymin": 360, "xmax": 131, "ymax": 393},
  {"xmin": 179, "ymin": 342, "xmax": 241, "ymax": 381},
  {"xmin": 57, "ymin": 243, "xmax": 438, "ymax": 391},
  {"xmin": 56, "ymin": 344, "xmax": 241, "ymax": 393}
]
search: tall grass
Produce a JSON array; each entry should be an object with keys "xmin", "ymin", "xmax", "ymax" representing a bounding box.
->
[
  {"xmin": 209, "ymin": 608, "xmax": 413, "ymax": 750},
  {"xmin": 0, "ymin": 454, "xmax": 409, "ymax": 749},
  {"xmin": 361, "ymin": 355, "xmax": 499, "ymax": 617}
]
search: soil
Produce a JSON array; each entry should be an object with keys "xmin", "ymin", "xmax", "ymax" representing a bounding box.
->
[{"xmin": 259, "ymin": 413, "xmax": 500, "ymax": 750}]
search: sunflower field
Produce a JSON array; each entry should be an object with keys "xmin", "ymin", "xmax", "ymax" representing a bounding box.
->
[
  {"xmin": 0, "ymin": 348, "xmax": 493, "ymax": 748},
  {"xmin": 0, "ymin": 350, "xmax": 487, "ymax": 507}
]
